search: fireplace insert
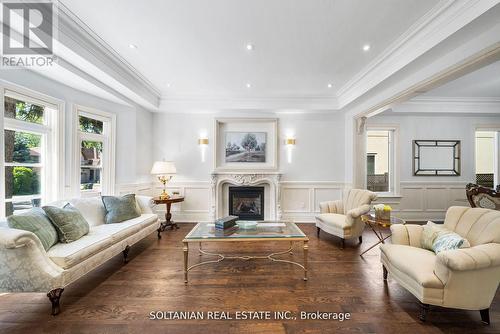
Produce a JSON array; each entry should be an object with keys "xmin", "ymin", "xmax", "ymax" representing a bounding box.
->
[{"xmin": 229, "ymin": 186, "xmax": 264, "ymax": 220}]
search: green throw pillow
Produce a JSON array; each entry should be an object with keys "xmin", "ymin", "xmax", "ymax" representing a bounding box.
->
[
  {"xmin": 43, "ymin": 204, "xmax": 90, "ymax": 243},
  {"xmin": 7, "ymin": 208, "xmax": 58, "ymax": 251},
  {"xmin": 420, "ymin": 221, "xmax": 445, "ymax": 251},
  {"xmin": 102, "ymin": 194, "xmax": 141, "ymax": 224}
]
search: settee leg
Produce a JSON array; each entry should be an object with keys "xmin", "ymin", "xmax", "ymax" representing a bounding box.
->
[
  {"xmin": 382, "ymin": 265, "xmax": 388, "ymax": 281},
  {"xmin": 419, "ymin": 303, "xmax": 430, "ymax": 322},
  {"xmin": 316, "ymin": 227, "xmax": 320, "ymax": 238},
  {"xmin": 122, "ymin": 245, "xmax": 131, "ymax": 264},
  {"xmin": 480, "ymin": 309, "xmax": 490, "ymax": 325},
  {"xmin": 340, "ymin": 238, "xmax": 345, "ymax": 249},
  {"xmin": 359, "ymin": 236, "xmax": 363, "ymax": 244},
  {"xmin": 47, "ymin": 288, "xmax": 64, "ymax": 316}
]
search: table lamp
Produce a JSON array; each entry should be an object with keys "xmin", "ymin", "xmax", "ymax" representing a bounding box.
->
[{"xmin": 151, "ymin": 161, "xmax": 176, "ymax": 199}]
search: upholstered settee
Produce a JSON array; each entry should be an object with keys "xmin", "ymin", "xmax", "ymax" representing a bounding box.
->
[
  {"xmin": 315, "ymin": 189, "xmax": 377, "ymax": 248},
  {"xmin": 381, "ymin": 206, "xmax": 500, "ymax": 324},
  {"xmin": 0, "ymin": 195, "xmax": 159, "ymax": 315}
]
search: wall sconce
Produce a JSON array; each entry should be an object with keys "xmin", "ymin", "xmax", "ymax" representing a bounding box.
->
[
  {"xmin": 285, "ymin": 138, "xmax": 296, "ymax": 163},
  {"xmin": 198, "ymin": 138, "xmax": 209, "ymax": 162}
]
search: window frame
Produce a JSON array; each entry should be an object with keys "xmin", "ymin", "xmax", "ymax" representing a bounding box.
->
[
  {"xmin": 0, "ymin": 84, "xmax": 64, "ymax": 218},
  {"xmin": 73, "ymin": 105, "xmax": 116, "ymax": 197},
  {"xmin": 365, "ymin": 124, "xmax": 400, "ymax": 196},
  {"xmin": 475, "ymin": 124, "xmax": 500, "ymax": 188}
]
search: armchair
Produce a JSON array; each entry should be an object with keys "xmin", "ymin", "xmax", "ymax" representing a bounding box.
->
[
  {"xmin": 381, "ymin": 206, "xmax": 500, "ymax": 324},
  {"xmin": 315, "ymin": 189, "xmax": 377, "ymax": 248},
  {"xmin": 466, "ymin": 183, "xmax": 500, "ymax": 210}
]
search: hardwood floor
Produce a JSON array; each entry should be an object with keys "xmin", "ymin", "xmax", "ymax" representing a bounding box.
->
[{"xmin": 0, "ymin": 223, "xmax": 498, "ymax": 334}]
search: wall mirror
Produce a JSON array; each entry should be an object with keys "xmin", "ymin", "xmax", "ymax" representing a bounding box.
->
[{"xmin": 413, "ymin": 140, "xmax": 461, "ymax": 176}]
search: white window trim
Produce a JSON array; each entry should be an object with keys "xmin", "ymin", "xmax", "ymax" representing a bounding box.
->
[
  {"xmin": 475, "ymin": 124, "xmax": 500, "ymax": 188},
  {"xmin": 0, "ymin": 83, "xmax": 64, "ymax": 218},
  {"xmin": 72, "ymin": 104, "xmax": 116, "ymax": 197},
  {"xmin": 366, "ymin": 124, "xmax": 400, "ymax": 197}
]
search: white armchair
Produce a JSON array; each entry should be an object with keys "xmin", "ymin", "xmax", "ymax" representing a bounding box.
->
[
  {"xmin": 315, "ymin": 189, "xmax": 377, "ymax": 248},
  {"xmin": 381, "ymin": 206, "xmax": 500, "ymax": 324}
]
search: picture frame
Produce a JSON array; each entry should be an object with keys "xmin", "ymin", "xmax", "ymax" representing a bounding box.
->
[{"xmin": 214, "ymin": 118, "xmax": 278, "ymax": 171}]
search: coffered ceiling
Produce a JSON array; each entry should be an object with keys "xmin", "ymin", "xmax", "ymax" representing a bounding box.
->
[{"xmin": 59, "ymin": 0, "xmax": 440, "ymax": 107}]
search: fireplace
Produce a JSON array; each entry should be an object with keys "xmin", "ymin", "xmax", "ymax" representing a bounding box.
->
[{"xmin": 229, "ymin": 186, "xmax": 264, "ymax": 220}]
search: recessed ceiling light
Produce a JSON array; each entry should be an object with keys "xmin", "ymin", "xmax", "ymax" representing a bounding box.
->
[
  {"xmin": 362, "ymin": 44, "xmax": 370, "ymax": 52},
  {"xmin": 327, "ymin": 83, "xmax": 333, "ymax": 88},
  {"xmin": 246, "ymin": 83, "xmax": 252, "ymax": 88},
  {"xmin": 129, "ymin": 44, "xmax": 138, "ymax": 49},
  {"xmin": 166, "ymin": 83, "xmax": 171, "ymax": 88},
  {"xmin": 246, "ymin": 43, "xmax": 254, "ymax": 51}
]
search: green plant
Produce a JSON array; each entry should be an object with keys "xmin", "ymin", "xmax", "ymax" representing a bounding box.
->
[{"xmin": 13, "ymin": 167, "xmax": 39, "ymax": 195}]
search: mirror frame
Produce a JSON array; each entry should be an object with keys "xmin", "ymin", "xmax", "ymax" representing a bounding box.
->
[{"xmin": 413, "ymin": 140, "xmax": 461, "ymax": 176}]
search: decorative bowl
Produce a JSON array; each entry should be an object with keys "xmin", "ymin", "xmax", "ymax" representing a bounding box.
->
[{"xmin": 236, "ymin": 221, "xmax": 258, "ymax": 230}]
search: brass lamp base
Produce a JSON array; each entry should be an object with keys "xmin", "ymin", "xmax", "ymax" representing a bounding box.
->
[{"xmin": 159, "ymin": 191, "xmax": 170, "ymax": 200}]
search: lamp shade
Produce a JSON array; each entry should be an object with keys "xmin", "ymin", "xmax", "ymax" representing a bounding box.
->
[{"xmin": 150, "ymin": 161, "xmax": 176, "ymax": 175}]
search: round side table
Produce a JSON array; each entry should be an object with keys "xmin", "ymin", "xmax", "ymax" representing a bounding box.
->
[
  {"xmin": 360, "ymin": 213, "xmax": 405, "ymax": 257},
  {"xmin": 153, "ymin": 196, "xmax": 184, "ymax": 238}
]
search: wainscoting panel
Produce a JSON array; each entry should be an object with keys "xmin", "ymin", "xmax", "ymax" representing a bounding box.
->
[{"xmin": 374, "ymin": 181, "xmax": 469, "ymax": 221}]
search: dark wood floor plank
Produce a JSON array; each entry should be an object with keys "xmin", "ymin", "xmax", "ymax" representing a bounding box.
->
[{"xmin": 0, "ymin": 223, "xmax": 498, "ymax": 333}]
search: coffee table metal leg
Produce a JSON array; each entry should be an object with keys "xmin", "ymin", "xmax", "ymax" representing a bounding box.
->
[
  {"xmin": 303, "ymin": 240, "xmax": 309, "ymax": 281},
  {"xmin": 183, "ymin": 242, "xmax": 189, "ymax": 284}
]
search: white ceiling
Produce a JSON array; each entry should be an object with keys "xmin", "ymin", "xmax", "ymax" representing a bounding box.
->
[
  {"xmin": 59, "ymin": 0, "xmax": 439, "ymax": 101},
  {"xmin": 423, "ymin": 60, "xmax": 500, "ymax": 98}
]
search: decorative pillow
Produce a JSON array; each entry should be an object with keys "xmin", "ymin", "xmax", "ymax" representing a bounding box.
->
[
  {"xmin": 420, "ymin": 221, "xmax": 445, "ymax": 251},
  {"xmin": 7, "ymin": 208, "xmax": 58, "ymax": 251},
  {"xmin": 432, "ymin": 232, "xmax": 468, "ymax": 254},
  {"xmin": 43, "ymin": 204, "xmax": 90, "ymax": 243},
  {"xmin": 101, "ymin": 194, "xmax": 141, "ymax": 224}
]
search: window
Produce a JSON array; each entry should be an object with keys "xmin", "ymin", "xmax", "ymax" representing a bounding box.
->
[
  {"xmin": 75, "ymin": 106, "xmax": 115, "ymax": 197},
  {"xmin": 366, "ymin": 128, "xmax": 397, "ymax": 194},
  {"xmin": 2, "ymin": 90, "xmax": 62, "ymax": 217},
  {"xmin": 475, "ymin": 130, "xmax": 498, "ymax": 188}
]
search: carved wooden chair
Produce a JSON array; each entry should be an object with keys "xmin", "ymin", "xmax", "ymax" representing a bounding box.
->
[{"xmin": 466, "ymin": 183, "xmax": 500, "ymax": 210}]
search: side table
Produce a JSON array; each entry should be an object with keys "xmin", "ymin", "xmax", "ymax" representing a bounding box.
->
[
  {"xmin": 153, "ymin": 196, "xmax": 184, "ymax": 238},
  {"xmin": 359, "ymin": 214, "xmax": 405, "ymax": 257}
]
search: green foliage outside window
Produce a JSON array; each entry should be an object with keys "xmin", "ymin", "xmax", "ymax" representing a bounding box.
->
[{"xmin": 13, "ymin": 167, "xmax": 39, "ymax": 195}]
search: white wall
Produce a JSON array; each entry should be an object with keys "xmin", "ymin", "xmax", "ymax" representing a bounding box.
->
[
  {"xmin": 367, "ymin": 111, "xmax": 500, "ymax": 220},
  {"xmin": 0, "ymin": 69, "xmax": 155, "ymax": 197},
  {"xmin": 151, "ymin": 111, "xmax": 347, "ymax": 222}
]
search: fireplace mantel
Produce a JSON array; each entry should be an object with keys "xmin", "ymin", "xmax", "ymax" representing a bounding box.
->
[{"xmin": 210, "ymin": 172, "xmax": 282, "ymax": 221}]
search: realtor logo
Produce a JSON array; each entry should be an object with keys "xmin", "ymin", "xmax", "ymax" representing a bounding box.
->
[{"xmin": 1, "ymin": 1, "xmax": 56, "ymax": 67}]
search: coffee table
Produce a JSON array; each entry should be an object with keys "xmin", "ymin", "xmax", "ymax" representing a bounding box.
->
[{"xmin": 182, "ymin": 221, "xmax": 309, "ymax": 283}]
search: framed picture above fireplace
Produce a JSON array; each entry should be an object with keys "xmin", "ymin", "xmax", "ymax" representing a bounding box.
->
[{"xmin": 214, "ymin": 118, "xmax": 278, "ymax": 171}]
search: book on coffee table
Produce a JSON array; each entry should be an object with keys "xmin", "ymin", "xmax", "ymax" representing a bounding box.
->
[{"xmin": 215, "ymin": 215, "xmax": 238, "ymax": 230}]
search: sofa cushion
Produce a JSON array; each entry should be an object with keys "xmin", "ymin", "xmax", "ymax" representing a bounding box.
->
[
  {"xmin": 47, "ymin": 230, "xmax": 114, "ymax": 269},
  {"xmin": 68, "ymin": 197, "xmax": 106, "ymax": 227},
  {"xmin": 432, "ymin": 232, "xmax": 467, "ymax": 254},
  {"xmin": 102, "ymin": 194, "xmax": 141, "ymax": 224},
  {"xmin": 43, "ymin": 204, "xmax": 90, "ymax": 243},
  {"xmin": 7, "ymin": 208, "xmax": 58, "ymax": 251},
  {"xmin": 380, "ymin": 244, "xmax": 443, "ymax": 288},
  {"xmin": 92, "ymin": 214, "xmax": 158, "ymax": 242}
]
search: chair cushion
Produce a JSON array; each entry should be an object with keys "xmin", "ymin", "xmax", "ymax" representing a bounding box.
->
[
  {"xmin": 102, "ymin": 194, "xmax": 141, "ymax": 224},
  {"xmin": 380, "ymin": 244, "xmax": 443, "ymax": 288},
  {"xmin": 7, "ymin": 208, "xmax": 58, "ymax": 251},
  {"xmin": 316, "ymin": 213, "xmax": 348, "ymax": 229},
  {"xmin": 43, "ymin": 204, "xmax": 90, "ymax": 243},
  {"xmin": 47, "ymin": 230, "xmax": 113, "ymax": 269}
]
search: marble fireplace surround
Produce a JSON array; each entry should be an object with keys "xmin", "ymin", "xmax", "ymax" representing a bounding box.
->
[{"xmin": 210, "ymin": 172, "xmax": 282, "ymax": 221}]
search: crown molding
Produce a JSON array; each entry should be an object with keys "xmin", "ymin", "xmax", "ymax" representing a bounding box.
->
[
  {"xmin": 158, "ymin": 95, "xmax": 339, "ymax": 113},
  {"xmin": 393, "ymin": 95, "xmax": 500, "ymax": 114},
  {"xmin": 56, "ymin": 2, "xmax": 161, "ymax": 108},
  {"xmin": 337, "ymin": 0, "xmax": 499, "ymax": 109}
]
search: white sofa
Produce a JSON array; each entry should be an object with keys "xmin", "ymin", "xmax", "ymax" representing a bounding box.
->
[
  {"xmin": 381, "ymin": 206, "xmax": 500, "ymax": 324},
  {"xmin": 0, "ymin": 195, "xmax": 159, "ymax": 315},
  {"xmin": 315, "ymin": 189, "xmax": 377, "ymax": 248}
]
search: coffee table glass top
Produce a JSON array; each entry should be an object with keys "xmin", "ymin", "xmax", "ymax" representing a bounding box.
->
[{"xmin": 185, "ymin": 221, "xmax": 306, "ymax": 240}]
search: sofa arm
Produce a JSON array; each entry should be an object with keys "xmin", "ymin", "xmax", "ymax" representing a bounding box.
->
[
  {"xmin": 0, "ymin": 227, "xmax": 63, "ymax": 292},
  {"xmin": 436, "ymin": 243, "xmax": 500, "ymax": 272},
  {"xmin": 319, "ymin": 200, "xmax": 343, "ymax": 214},
  {"xmin": 390, "ymin": 224, "xmax": 423, "ymax": 248},
  {"xmin": 346, "ymin": 204, "xmax": 371, "ymax": 220},
  {"xmin": 136, "ymin": 195, "xmax": 155, "ymax": 214}
]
